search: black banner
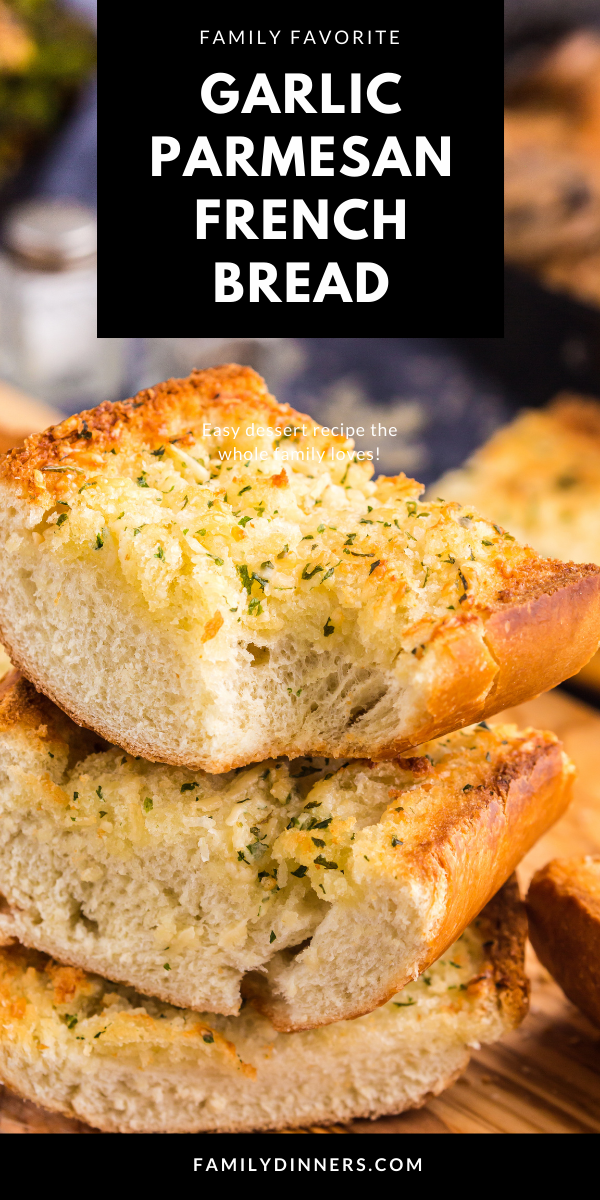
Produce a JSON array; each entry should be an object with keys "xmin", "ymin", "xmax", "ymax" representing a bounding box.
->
[{"xmin": 98, "ymin": 12, "xmax": 501, "ymax": 334}]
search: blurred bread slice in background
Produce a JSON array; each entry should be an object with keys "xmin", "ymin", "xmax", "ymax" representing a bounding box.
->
[
  {"xmin": 505, "ymin": 30, "xmax": 600, "ymax": 308},
  {"xmin": 433, "ymin": 394, "xmax": 600, "ymax": 693}
]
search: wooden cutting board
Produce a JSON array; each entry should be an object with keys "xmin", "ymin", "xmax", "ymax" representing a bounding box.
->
[{"xmin": 3, "ymin": 688, "xmax": 600, "ymax": 1135}]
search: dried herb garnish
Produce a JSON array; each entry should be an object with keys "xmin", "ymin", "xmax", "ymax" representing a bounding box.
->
[{"xmin": 313, "ymin": 854, "xmax": 338, "ymax": 869}]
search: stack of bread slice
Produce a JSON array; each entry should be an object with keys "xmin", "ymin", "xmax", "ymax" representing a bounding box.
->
[{"xmin": 0, "ymin": 365, "xmax": 598, "ymax": 1133}]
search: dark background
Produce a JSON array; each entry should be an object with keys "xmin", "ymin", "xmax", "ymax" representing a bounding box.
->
[
  {"xmin": 4, "ymin": 1, "xmax": 600, "ymax": 483},
  {"xmin": 96, "ymin": 11, "xmax": 501, "ymax": 334}
]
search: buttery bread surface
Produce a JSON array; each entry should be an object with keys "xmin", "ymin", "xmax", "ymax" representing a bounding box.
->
[
  {"xmin": 0, "ymin": 880, "xmax": 528, "ymax": 1133},
  {"xmin": 0, "ymin": 367, "xmax": 598, "ymax": 770},
  {"xmin": 0, "ymin": 669, "xmax": 572, "ymax": 1029}
]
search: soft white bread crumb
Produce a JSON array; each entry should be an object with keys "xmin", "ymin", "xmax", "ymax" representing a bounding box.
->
[
  {"xmin": 0, "ymin": 671, "xmax": 571, "ymax": 1028},
  {"xmin": 0, "ymin": 881, "xmax": 528, "ymax": 1133},
  {"xmin": 0, "ymin": 367, "xmax": 598, "ymax": 771}
]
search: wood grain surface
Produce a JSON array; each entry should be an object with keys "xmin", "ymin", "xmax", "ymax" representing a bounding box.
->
[{"xmin": 2, "ymin": 687, "xmax": 600, "ymax": 1135}]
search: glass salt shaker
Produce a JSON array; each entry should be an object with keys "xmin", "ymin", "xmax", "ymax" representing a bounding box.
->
[{"xmin": 0, "ymin": 200, "xmax": 125, "ymax": 410}]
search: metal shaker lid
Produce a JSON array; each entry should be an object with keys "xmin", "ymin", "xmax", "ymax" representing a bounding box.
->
[{"xmin": 4, "ymin": 200, "xmax": 97, "ymax": 268}]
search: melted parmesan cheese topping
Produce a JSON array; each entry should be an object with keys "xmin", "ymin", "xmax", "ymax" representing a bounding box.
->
[{"xmin": 20, "ymin": 430, "xmax": 532, "ymax": 662}]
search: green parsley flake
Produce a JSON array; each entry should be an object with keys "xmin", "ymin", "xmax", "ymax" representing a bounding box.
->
[
  {"xmin": 302, "ymin": 563, "xmax": 323, "ymax": 580},
  {"xmin": 143, "ymin": 797, "xmax": 153, "ymax": 812},
  {"xmin": 313, "ymin": 854, "xmax": 338, "ymax": 869},
  {"xmin": 237, "ymin": 564, "xmax": 252, "ymax": 593}
]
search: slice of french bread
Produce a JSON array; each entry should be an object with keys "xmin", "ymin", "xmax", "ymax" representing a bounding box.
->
[
  {"xmin": 0, "ymin": 670, "xmax": 571, "ymax": 1029},
  {"xmin": 527, "ymin": 855, "xmax": 600, "ymax": 1026},
  {"xmin": 0, "ymin": 880, "xmax": 528, "ymax": 1134},
  {"xmin": 0, "ymin": 366, "xmax": 598, "ymax": 771}
]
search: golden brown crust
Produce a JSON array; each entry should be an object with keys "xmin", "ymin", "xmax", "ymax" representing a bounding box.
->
[
  {"xmin": 0, "ymin": 669, "xmax": 58, "ymax": 736},
  {"xmin": 412, "ymin": 737, "xmax": 570, "ymax": 991},
  {"xmin": 475, "ymin": 874, "xmax": 530, "ymax": 1029},
  {"xmin": 481, "ymin": 566, "xmax": 600, "ymax": 714},
  {"xmin": 245, "ymin": 740, "xmax": 566, "ymax": 1030},
  {"xmin": 361, "ymin": 567, "xmax": 600, "ymax": 766},
  {"xmin": 0, "ymin": 365, "xmax": 342, "ymax": 500},
  {"xmin": 527, "ymin": 856, "xmax": 600, "ymax": 1027}
]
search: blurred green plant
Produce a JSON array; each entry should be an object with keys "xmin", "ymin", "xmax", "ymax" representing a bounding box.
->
[{"xmin": 0, "ymin": 0, "xmax": 96, "ymax": 186}]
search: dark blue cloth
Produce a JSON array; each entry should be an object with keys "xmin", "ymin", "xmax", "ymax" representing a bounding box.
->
[{"xmin": 277, "ymin": 338, "xmax": 512, "ymax": 486}]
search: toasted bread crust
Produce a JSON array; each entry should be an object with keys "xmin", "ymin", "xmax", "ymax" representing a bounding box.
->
[
  {"xmin": 527, "ymin": 856, "xmax": 600, "ymax": 1026},
  {"xmin": 0, "ymin": 365, "xmax": 338, "ymax": 499},
  {"xmin": 243, "ymin": 740, "xmax": 569, "ymax": 1029},
  {"xmin": 476, "ymin": 874, "xmax": 530, "ymax": 1029}
]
